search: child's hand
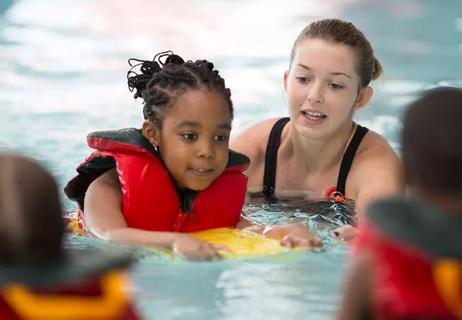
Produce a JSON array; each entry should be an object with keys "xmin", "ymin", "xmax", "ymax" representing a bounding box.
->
[
  {"xmin": 331, "ymin": 224, "xmax": 357, "ymax": 241},
  {"xmin": 263, "ymin": 223, "xmax": 323, "ymax": 248},
  {"xmin": 172, "ymin": 234, "xmax": 229, "ymax": 261}
]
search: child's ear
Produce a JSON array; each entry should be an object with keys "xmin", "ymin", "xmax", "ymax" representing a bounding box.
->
[
  {"xmin": 142, "ymin": 120, "xmax": 160, "ymax": 147},
  {"xmin": 353, "ymin": 86, "xmax": 373, "ymax": 111}
]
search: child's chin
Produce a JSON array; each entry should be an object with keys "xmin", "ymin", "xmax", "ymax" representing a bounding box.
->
[{"xmin": 187, "ymin": 181, "xmax": 212, "ymax": 191}]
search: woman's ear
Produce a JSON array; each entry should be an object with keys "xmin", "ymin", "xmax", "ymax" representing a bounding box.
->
[
  {"xmin": 283, "ymin": 70, "xmax": 289, "ymax": 92},
  {"xmin": 353, "ymin": 86, "xmax": 373, "ymax": 111},
  {"xmin": 142, "ymin": 120, "xmax": 160, "ymax": 147}
]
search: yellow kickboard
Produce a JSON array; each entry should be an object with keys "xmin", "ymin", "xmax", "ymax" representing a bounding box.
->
[
  {"xmin": 65, "ymin": 213, "xmax": 285, "ymax": 258},
  {"xmin": 188, "ymin": 228, "xmax": 285, "ymax": 258}
]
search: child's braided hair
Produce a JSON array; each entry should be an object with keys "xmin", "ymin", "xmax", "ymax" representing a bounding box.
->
[{"xmin": 127, "ymin": 51, "xmax": 233, "ymax": 127}]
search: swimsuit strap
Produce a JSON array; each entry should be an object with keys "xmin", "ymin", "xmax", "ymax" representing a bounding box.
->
[
  {"xmin": 335, "ymin": 124, "xmax": 369, "ymax": 196},
  {"xmin": 262, "ymin": 119, "xmax": 368, "ymax": 200},
  {"xmin": 263, "ymin": 117, "xmax": 290, "ymax": 199}
]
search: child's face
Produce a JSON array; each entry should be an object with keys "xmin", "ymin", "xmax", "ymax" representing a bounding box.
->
[
  {"xmin": 153, "ymin": 88, "xmax": 232, "ymax": 191},
  {"xmin": 284, "ymin": 38, "xmax": 370, "ymax": 140}
]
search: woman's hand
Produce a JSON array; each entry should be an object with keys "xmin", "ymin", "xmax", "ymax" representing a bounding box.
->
[
  {"xmin": 172, "ymin": 234, "xmax": 229, "ymax": 261},
  {"xmin": 331, "ymin": 224, "xmax": 357, "ymax": 241},
  {"xmin": 263, "ymin": 223, "xmax": 323, "ymax": 248}
]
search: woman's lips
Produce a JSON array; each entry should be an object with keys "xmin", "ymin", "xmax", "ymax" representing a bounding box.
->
[{"xmin": 301, "ymin": 110, "xmax": 327, "ymax": 124}]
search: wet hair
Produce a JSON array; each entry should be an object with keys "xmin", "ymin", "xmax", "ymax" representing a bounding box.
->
[
  {"xmin": 402, "ymin": 87, "xmax": 462, "ymax": 193},
  {"xmin": 127, "ymin": 51, "xmax": 233, "ymax": 127},
  {"xmin": 0, "ymin": 153, "xmax": 64, "ymax": 264},
  {"xmin": 289, "ymin": 18, "xmax": 382, "ymax": 88}
]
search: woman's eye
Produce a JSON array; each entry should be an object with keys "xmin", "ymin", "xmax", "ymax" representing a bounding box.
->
[
  {"xmin": 329, "ymin": 83, "xmax": 345, "ymax": 90},
  {"xmin": 181, "ymin": 133, "xmax": 196, "ymax": 141},
  {"xmin": 214, "ymin": 135, "xmax": 229, "ymax": 142},
  {"xmin": 295, "ymin": 76, "xmax": 309, "ymax": 83}
]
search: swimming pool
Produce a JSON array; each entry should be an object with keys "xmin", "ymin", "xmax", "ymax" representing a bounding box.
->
[{"xmin": 1, "ymin": 0, "xmax": 461, "ymax": 318}]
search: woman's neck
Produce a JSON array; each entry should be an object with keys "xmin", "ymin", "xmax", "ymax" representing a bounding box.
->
[{"xmin": 284, "ymin": 121, "xmax": 356, "ymax": 172}]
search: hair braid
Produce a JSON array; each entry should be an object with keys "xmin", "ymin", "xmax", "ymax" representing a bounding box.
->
[{"xmin": 127, "ymin": 51, "xmax": 233, "ymax": 127}]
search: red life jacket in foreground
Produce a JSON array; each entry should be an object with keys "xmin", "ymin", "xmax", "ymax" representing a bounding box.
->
[
  {"xmin": 65, "ymin": 128, "xmax": 249, "ymax": 232},
  {"xmin": 353, "ymin": 198, "xmax": 462, "ymax": 320},
  {"xmin": 0, "ymin": 249, "xmax": 139, "ymax": 320}
]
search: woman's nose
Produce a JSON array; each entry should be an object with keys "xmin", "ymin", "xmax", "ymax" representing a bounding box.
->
[{"xmin": 307, "ymin": 84, "xmax": 324, "ymax": 104}]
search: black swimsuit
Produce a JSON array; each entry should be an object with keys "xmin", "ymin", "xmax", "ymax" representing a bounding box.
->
[{"xmin": 262, "ymin": 117, "xmax": 369, "ymax": 200}]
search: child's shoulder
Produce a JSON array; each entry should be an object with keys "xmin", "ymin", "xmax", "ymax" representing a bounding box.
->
[
  {"xmin": 227, "ymin": 149, "xmax": 250, "ymax": 172},
  {"xmin": 87, "ymin": 127, "xmax": 144, "ymax": 145},
  {"xmin": 367, "ymin": 198, "xmax": 462, "ymax": 259},
  {"xmin": 228, "ymin": 149, "xmax": 250, "ymax": 163},
  {"xmin": 86, "ymin": 128, "xmax": 158, "ymax": 155}
]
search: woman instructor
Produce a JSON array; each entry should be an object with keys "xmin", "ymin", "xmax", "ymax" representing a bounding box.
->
[{"xmin": 232, "ymin": 19, "xmax": 403, "ymax": 237}]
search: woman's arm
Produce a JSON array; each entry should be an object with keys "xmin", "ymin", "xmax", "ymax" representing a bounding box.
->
[
  {"xmin": 353, "ymin": 134, "xmax": 404, "ymax": 219},
  {"xmin": 84, "ymin": 169, "xmax": 226, "ymax": 260},
  {"xmin": 333, "ymin": 132, "xmax": 403, "ymax": 241},
  {"xmin": 236, "ymin": 217, "xmax": 322, "ymax": 248}
]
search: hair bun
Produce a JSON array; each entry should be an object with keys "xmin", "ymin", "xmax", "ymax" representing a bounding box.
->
[
  {"xmin": 165, "ymin": 54, "xmax": 184, "ymax": 65},
  {"xmin": 140, "ymin": 60, "xmax": 161, "ymax": 75},
  {"xmin": 127, "ymin": 51, "xmax": 185, "ymax": 99}
]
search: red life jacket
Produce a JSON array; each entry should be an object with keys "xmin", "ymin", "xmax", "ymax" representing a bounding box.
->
[
  {"xmin": 0, "ymin": 249, "xmax": 139, "ymax": 320},
  {"xmin": 65, "ymin": 128, "xmax": 249, "ymax": 232},
  {"xmin": 353, "ymin": 198, "xmax": 462, "ymax": 320},
  {"xmin": 0, "ymin": 272, "xmax": 138, "ymax": 320}
]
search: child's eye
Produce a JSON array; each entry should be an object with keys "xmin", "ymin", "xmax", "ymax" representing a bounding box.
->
[
  {"xmin": 329, "ymin": 82, "xmax": 345, "ymax": 90},
  {"xmin": 180, "ymin": 133, "xmax": 197, "ymax": 141},
  {"xmin": 214, "ymin": 135, "xmax": 229, "ymax": 142}
]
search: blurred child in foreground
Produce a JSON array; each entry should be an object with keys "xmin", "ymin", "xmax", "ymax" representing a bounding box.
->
[
  {"xmin": 339, "ymin": 87, "xmax": 462, "ymax": 319},
  {"xmin": 0, "ymin": 153, "xmax": 139, "ymax": 319}
]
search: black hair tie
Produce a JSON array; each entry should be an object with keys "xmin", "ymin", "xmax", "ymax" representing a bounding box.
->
[
  {"xmin": 127, "ymin": 58, "xmax": 161, "ymax": 95},
  {"xmin": 126, "ymin": 51, "xmax": 185, "ymax": 97}
]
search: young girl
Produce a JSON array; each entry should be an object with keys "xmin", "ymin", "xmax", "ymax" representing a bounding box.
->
[
  {"xmin": 231, "ymin": 19, "xmax": 403, "ymax": 238},
  {"xmin": 0, "ymin": 153, "xmax": 139, "ymax": 320},
  {"xmin": 339, "ymin": 87, "xmax": 462, "ymax": 319},
  {"xmin": 65, "ymin": 52, "xmax": 321, "ymax": 261}
]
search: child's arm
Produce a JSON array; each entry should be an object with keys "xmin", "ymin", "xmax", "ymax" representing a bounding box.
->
[
  {"xmin": 236, "ymin": 216, "xmax": 322, "ymax": 248},
  {"xmin": 337, "ymin": 252, "xmax": 373, "ymax": 320},
  {"xmin": 84, "ymin": 169, "xmax": 226, "ymax": 260}
]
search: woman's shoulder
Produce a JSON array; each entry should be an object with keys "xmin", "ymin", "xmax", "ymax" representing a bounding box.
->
[
  {"xmin": 356, "ymin": 128, "xmax": 399, "ymax": 165},
  {"xmin": 348, "ymin": 127, "xmax": 404, "ymax": 213},
  {"xmin": 230, "ymin": 117, "xmax": 285, "ymax": 177},
  {"xmin": 231, "ymin": 117, "xmax": 282, "ymax": 153},
  {"xmin": 234, "ymin": 117, "xmax": 282, "ymax": 141}
]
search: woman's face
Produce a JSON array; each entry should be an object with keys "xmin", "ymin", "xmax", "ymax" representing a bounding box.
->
[
  {"xmin": 284, "ymin": 38, "xmax": 369, "ymax": 140},
  {"xmin": 145, "ymin": 87, "xmax": 232, "ymax": 191}
]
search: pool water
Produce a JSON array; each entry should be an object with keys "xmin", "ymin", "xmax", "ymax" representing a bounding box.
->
[{"xmin": 1, "ymin": 0, "xmax": 461, "ymax": 319}]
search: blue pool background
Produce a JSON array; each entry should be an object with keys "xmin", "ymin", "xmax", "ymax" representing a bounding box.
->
[{"xmin": 1, "ymin": 0, "xmax": 461, "ymax": 319}]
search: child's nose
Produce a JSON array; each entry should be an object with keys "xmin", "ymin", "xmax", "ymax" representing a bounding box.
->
[{"xmin": 196, "ymin": 140, "xmax": 215, "ymax": 159}]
